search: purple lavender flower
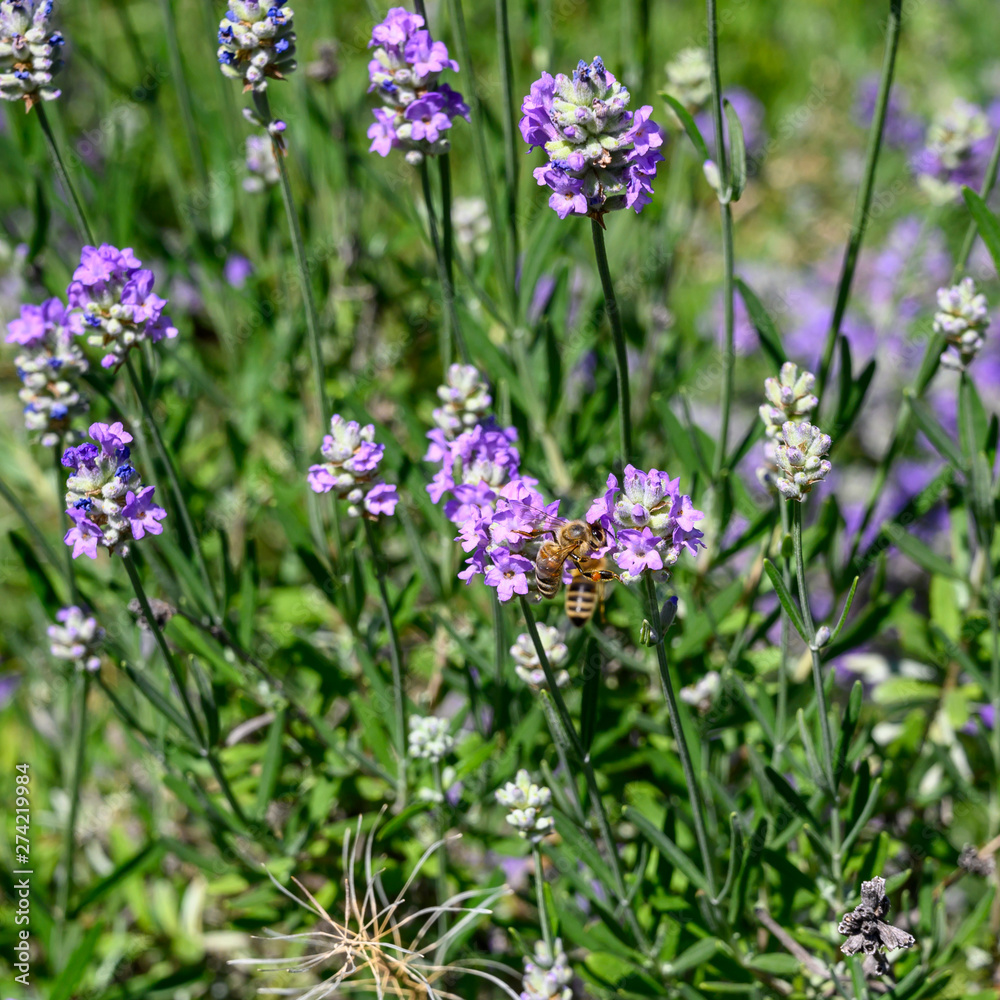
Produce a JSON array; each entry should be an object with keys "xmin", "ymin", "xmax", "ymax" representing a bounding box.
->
[
  {"xmin": 912, "ymin": 99, "xmax": 996, "ymax": 204},
  {"xmin": 366, "ymin": 7, "xmax": 468, "ymax": 164},
  {"xmin": 586, "ymin": 465, "xmax": 704, "ymax": 581},
  {"xmin": 483, "ymin": 548, "xmax": 533, "ymax": 601},
  {"xmin": 217, "ymin": 1, "xmax": 296, "ymax": 92},
  {"xmin": 67, "ymin": 244, "xmax": 178, "ymax": 369},
  {"xmin": 5, "ymin": 297, "xmax": 89, "ymax": 446},
  {"xmin": 0, "ymin": 0, "xmax": 64, "ymax": 110},
  {"xmin": 520, "ymin": 56, "xmax": 665, "ymax": 219},
  {"xmin": 62, "ymin": 421, "xmax": 166, "ymax": 558},
  {"xmin": 307, "ymin": 414, "xmax": 399, "ymax": 519},
  {"xmin": 224, "ymin": 253, "xmax": 254, "ymax": 288},
  {"xmin": 47, "ymin": 605, "xmax": 104, "ymax": 672}
]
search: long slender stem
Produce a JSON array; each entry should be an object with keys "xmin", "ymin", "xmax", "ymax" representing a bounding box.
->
[
  {"xmin": 705, "ymin": 0, "xmax": 729, "ymax": 189},
  {"xmin": 790, "ymin": 503, "xmax": 842, "ymax": 893},
  {"xmin": 496, "ymin": 0, "xmax": 519, "ymax": 287},
  {"xmin": 158, "ymin": 0, "xmax": 207, "ymax": 189},
  {"xmin": 432, "ymin": 760, "xmax": 449, "ymax": 938},
  {"xmin": 363, "ymin": 518, "xmax": 408, "ymax": 800},
  {"xmin": 772, "ymin": 502, "xmax": 792, "ymax": 767},
  {"xmin": 591, "ymin": 221, "xmax": 632, "ymax": 469},
  {"xmin": 641, "ymin": 574, "xmax": 717, "ymax": 899},
  {"xmin": 518, "ymin": 595, "xmax": 647, "ymax": 949},
  {"xmin": 123, "ymin": 353, "xmax": 218, "ymax": 621},
  {"xmin": 532, "ymin": 844, "xmax": 553, "ymax": 951},
  {"xmin": 439, "ymin": 155, "xmax": 469, "ymax": 364},
  {"xmin": 491, "ymin": 592, "xmax": 507, "ymax": 732},
  {"xmin": 58, "ymin": 670, "xmax": 90, "ymax": 920},
  {"xmin": 123, "ymin": 551, "xmax": 205, "ymax": 747},
  {"xmin": 847, "ymin": 126, "xmax": 1000, "ymax": 565},
  {"xmin": 253, "ymin": 91, "xmax": 329, "ymax": 426},
  {"xmin": 445, "ymin": 0, "xmax": 514, "ymax": 317},
  {"xmin": 35, "ymin": 103, "xmax": 96, "ymax": 246},
  {"xmin": 817, "ymin": 0, "xmax": 903, "ymax": 397}
]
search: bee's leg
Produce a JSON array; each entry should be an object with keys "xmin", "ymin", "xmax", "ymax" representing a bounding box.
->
[{"xmin": 567, "ymin": 552, "xmax": 622, "ymax": 584}]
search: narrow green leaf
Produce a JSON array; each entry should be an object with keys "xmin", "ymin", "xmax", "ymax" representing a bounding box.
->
[
  {"xmin": 830, "ymin": 577, "xmax": 859, "ymax": 641},
  {"xmin": 49, "ymin": 922, "xmax": 103, "ymax": 1000},
  {"xmin": 256, "ymin": 708, "xmax": 286, "ymax": 820},
  {"xmin": 666, "ymin": 937, "xmax": 721, "ymax": 975},
  {"xmin": 70, "ymin": 841, "xmax": 165, "ymax": 917},
  {"xmin": 763, "ymin": 559, "xmax": 808, "ymax": 643},
  {"xmin": 907, "ymin": 393, "xmax": 964, "ymax": 469},
  {"xmin": 763, "ymin": 766, "xmax": 820, "ymax": 829},
  {"xmin": 122, "ymin": 662, "xmax": 198, "ymax": 744},
  {"xmin": 933, "ymin": 886, "xmax": 995, "ymax": 967},
  {"xmin": 623, "ymin": 805, "xmax": 710, "ymax": 894},
  {"xmin": 848, "ymin": 955, "xmax": 870, "ymax": 1000},
  {"xmin": 958, "ymin": 372, "xmax": 989, "ymax": 463},
  {"xmin": 729, "ymin": 818, "xmax": 767, "ymax": 926},
  {"xmin": 962, "ymin": 186, "xmax": 1000, "ymax": 273},
  {"xmin": 796, "ymin": 709, "xmax": 824, "ymax": 786},
  {"xmin": 735, "ymin": 278, "xmax": 787, "ymax": 368},
  {"xmin": 7, "ymin": 531, "xmax": 62, "ymax": 616},
  {"xmin": 661, "ymin": 93, "xmax": 710, "ymax": 162},
  {"xmin": 723, "ymin": 98, "xmax": 746, "ymax": 200},
  {"xmin": 713, "ymin": 812, "xmax": 744, "ymax": 905},
  {"xmin": 842, "ymin": 777, "xmax": 882, "ymax": 857},
  {"xmin": 890, "ymin": 528, "xmax": 962, "ymax": 580}
]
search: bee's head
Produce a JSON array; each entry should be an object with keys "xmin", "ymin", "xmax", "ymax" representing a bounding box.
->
[{"xmin": 590, "ymin": 524, "xmax": 606, "ymax": 547}]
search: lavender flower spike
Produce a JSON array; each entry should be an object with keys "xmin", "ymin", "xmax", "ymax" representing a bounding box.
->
[
  {"xmin": 520, "ymin": 56, "xmax": 665, "ymax": 220},
  {"xmin": 6, "ymin": 297, "xmax": 89, "ymax": 446},
  {"xmin": 67, "ymin": 244, "xmax": 178, "ymax": 370},
  {"xmin": 48, "ymin": 606, "xmax": 104, "ymax": 672},
  {"xmin": 307, "ymin": 414, "xmax": 399, "ymax": 520},
  {"xmin": 521, "ymin": 938, "xmax": 573, "ymax": 1000},
  {"xmin": 366, "ymin": 7, "xmax": 469, "ymax": 165},
  {"xmin": 0, "ymin": 0, "xmax": 64, "ymax": 110},
  {"xmin": 217, "ymin": 1, "xmax": 296, "ymax": 93},
  {"xmin": 774, "ymin": 421, "xmax": 832, "ymax": 502},
  {"xmin": 62, "ymin": 421, "xmax": 167, "ymax": 558},
  {"xmin": 912, "ymin": 99, "xmax": 994, "ymax": 205},
  {"xmin": 933, "ymin": 277, "xmax": 989, "ymax": 371}
]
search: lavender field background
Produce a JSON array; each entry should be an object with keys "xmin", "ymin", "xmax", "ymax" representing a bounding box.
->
[{"xmin": 1, "ymin": 0, "xmax": 999, "ymax": 997}]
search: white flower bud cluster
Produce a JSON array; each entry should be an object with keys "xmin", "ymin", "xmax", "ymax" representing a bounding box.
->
[
  {"xmin": 495, "ymin": 769, "xmax": 554, "ymax": 843},
  {"xmin": 408, "ymin": 715, "xmax": 454, "ymax": 763},
  {"xmin": 510, "ymin": 624, "xmax": 569, "ymax": 690},
  {"xmin": 774, "ymin": 420, "xmax": 832, "ymax": 502},
  {"xmin": 663, "ymin": 47, "xmax": 712, "ymax": 113},
  {"xmin": 933, "ymin": 277, "xmax": 989, "ymax": 371},
  {"xmin": 521, "ymin": 937, "xmax": 573, "ymax": 1000},
  {"xmin": 432, "ymin": 364, "xmax": 492, "ymax": 439},
  {"xmin": 679, "ymin": 670, "xmax": 720, "ymax": 714}
]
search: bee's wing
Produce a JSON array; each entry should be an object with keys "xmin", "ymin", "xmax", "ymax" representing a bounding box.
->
[{"xmin": 497, "ymin": 497, "xmax": 569, "ymax": 535}]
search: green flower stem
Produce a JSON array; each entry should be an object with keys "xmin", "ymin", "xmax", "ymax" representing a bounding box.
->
[
  {"xmin": 790, "ymin": 502, "xmax": 843, "ymax": 889},
  {"xmin": 35, "ymin": 102, "xmax": 96, "ymax": 246},
  {"xmin": 496, "ymin": 0, "xmax": 519, "ymax": 283},
  {"xmin": 445, "ymin": 0, "xmax": 514, "ymax": 317},
  {"xmin": 772, "ymin": 500, "xmax": 792, "ymax": 767},
  {"xmin": 846, "ymin": 126, "xmax": 1000, "ymax": 564},
  {"xmin": 817, "ymin": 0, "xmax": 903, "ymax": 398},
  {"xmin": 123, "ymin": 353, "xmax": 218, "ymax": 622},
  {"xmin": 591, "ymin": 220, "xmax": 632, "ymax": 469},
  {"xmin": 432, "ymin": 759, "xmax": 450, "ymax": 937},
  {"xmin": 439, "ymin": 155, "xmax": 470, "ymax": 364},
  {"xmin": 363, "ymin": 518, "xmax": 408, "ymax": 801},
  {"xmin": 253, "ymin": 91, "xmax": 330, "ymax": 427},
  {"xmin": 491, "ymin": 592, "xmax": 507, "ymax": 731},
  {"xmin": 122, "ymin": 552, "xmax": 205, "ymax": 746},
  {"xmin": 518, "ymin": 595, "xmax": 648, "ymax": 949},
  {"xmin": 705, "ymin": 0, "xmax": 735, "ymax": 481},
  {"xmin": 124, "ymin": 553, "xmax": 252, "ymax": 827},
  {"xmin": 159, "ymin": 0, "xmax": 207, "ymax": 190},
  {"xmin": 419, "ymin": 158, "xmax": 467, "ymax": 369},
  {"xmin": 533, "ymin": 843, "xmax": 553, "ymax": 951},
  {"xmin": 641, "ymin": 573, "xmax": 717, "ymax": 900},
  {"xmin": 58, "ymin": 670, "xmax": 90, "ymax": 920}
]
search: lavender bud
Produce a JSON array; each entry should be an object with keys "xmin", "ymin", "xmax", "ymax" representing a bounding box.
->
[
  {"xmin": 495, "ymin": 769, "xmax": 554, "ymax": 842},
  {"xmin": 0, "ymin": 0, "xmax": 64, "ymax": 110},
  {"xmin": 521, "ymin": 938, "xmax": 573, "ymax": 1000},
  {"xmin": 774, "ymin": 420, "xmax": 832, "ymax": 502},
  {"xmin": 48, "ymin": 606, "xmax": 104, "ymax": 672},
  {"xmin": 510, "ymin": 624, "xmax": 569, "ymax": 690},
  {"xmin": 217, "ymin": 1, "xmax": 296, "ymax": 93},
  {"xmin": 933, "ymin": 277, "xmax": 989, "ymax": 371},
  {"xmin": 407, "ymin": 715, "xmax": 454, "ymax": 763},
  {"xmin": 663, "ymin": 47, "xmax": 712, "ymax": 114}
]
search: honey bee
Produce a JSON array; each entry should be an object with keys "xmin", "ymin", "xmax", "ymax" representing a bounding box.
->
[
  {"xmin": 565, "ymin": 554, "xmax": 611, "ymax": 627},
  {"xmin": 503, "ymin": 500, "xmax": 618, "ymax": 622}
]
